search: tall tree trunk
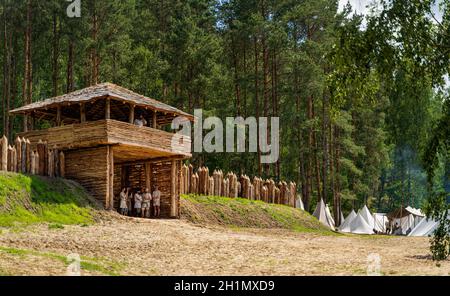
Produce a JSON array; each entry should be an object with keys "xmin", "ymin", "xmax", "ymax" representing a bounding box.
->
[
  {"xmin": 52, "ymin": 11, "xmax": 60, "ymax": 97},
  {"xmin": 66, "ymin": 39, "xmax": 74, "ymax": 93},
  {"xmin": 312, "ymin": 101, "xmax": 322, "ymax": 202},
  {"xmin": 254, "ymin": 35, "xmax": 262, "ymax": 176},
  {"xmin": 272, "ymin": 49, "xmax": 280, "ymax": 180},
  {"xmin": 232, "ymin": 36, "xmax": 241, "ymax": 116},
  {"xmin": 23, "ymin": 0, "xmax": 32, "ymax": 132},
  {"xmin": 307, "ymin": 95, "xmax": 313, "ymax": 204},
  {"xmin": 2, "ymin": 11, "xmax": 10, "ymax": 137},
  {"xmin": 91, "ymin": 0, "xmax": 99, "ymax": 85},
  {"xmin": 334, "ymin": 126, "xmax": 341, "ymax": 225},
  {"xmin": 322, "ymin": 92, "xmax": 329, "ymax": 203}
]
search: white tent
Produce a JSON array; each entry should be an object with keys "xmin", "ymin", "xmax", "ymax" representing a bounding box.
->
[
  {"xmin": 408, "ymin": 214, "xmax": 450, "ymax": 237},
  {"xmin": 408, "ymin": 217, "xmax": 439, "ymax": 237},
  {"xmin": 313, "ymin": 199, "xmax": 335, "ymax": 229},
  {"xmin": 295, "ymin": 196, "xmax": 305, "ymax": 210},
  {"xmin": 373, "ymin": 213, "xmax": 389, "ymax": 233},
  {"xmin": 394, "ymin": 214, "xmax": 416, "ymax": 235},
  {"xmin": 350, "ymin": 213, "xmax": 375, "ymax": 235},
  {"xmin": 340, "ymin": 211, "xmax": 345, "ymax": 227},
  {"xmin": 359, "ymin": 205, "xmax": 375, "ymax": 229},
  {"xmin": 339, "ymin": 210, "xmax": 357, "ymax": 233},
  {"xmin": 326, "ymin": 204, "xmax": 336, "ymax": 227}
]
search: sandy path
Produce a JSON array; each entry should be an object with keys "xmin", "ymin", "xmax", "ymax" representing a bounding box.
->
[{"xmin": 0, "ymin": 216, "xmax": 449, "ymax": 275}]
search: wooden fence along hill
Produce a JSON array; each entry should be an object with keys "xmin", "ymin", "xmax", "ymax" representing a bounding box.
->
[
  {"xmin": 0, "ymin": 135, "xmax": 64, "ymax": 178},
  {"xmin": 0, "ymin": 133, "xmax": 298, "ymax": 209},
  {"xmin": 180, "ymin": 165, "xmax": 298, "ymax": 207}
]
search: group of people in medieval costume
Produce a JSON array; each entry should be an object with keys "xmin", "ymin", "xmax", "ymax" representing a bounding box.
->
[{"xmin": 119, "ymin": 185, "xmax": 161, "ymax": 218}]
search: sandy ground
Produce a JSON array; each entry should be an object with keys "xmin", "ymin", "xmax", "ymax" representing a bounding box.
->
[{"xmin": 0, "ymin": 215, "xmax": 449, "ymax": 276}]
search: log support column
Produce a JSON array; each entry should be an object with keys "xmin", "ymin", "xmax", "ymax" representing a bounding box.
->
[
  {"xmin": 80, "ymin": 103, "xmax": 86, "ymax": 123},
  {"xmin": 129, "ymin": 104, "xmax": 135, "ymax": 124},
  {"xmin": 56, "ymin": 106, "xmax": 62, "ymax": 126},
  {"xmin": 152, "ymin": 111, "xmax": 157, "ymax": 129},
  {"xmin": 170, "ymin": 160, "xmax": 178, "ymax": 218},
  {"xmin": 105, "ymin": 98, "xmax": 111, "ymax": 120},
  {"xmin": 145, "ymin": 162, "xmax": 151, "ymax": 191},
  {"xmin": 106, "ymin": 145, "xmax": 114, "ymax": 210}
]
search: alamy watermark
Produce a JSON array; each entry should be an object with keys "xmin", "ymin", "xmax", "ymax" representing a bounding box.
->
[
  {"xmin": 171, "ymin": 109, "xmax": 279, "ymax": 164},
  {"xmin": 366, "ymin": 253, "xmax": 382, "ymax": 276},
  {"xmin": 66, "ymin": 0, "xmax": 81, "ymax": 18},
  {"xmin": 66, "ymin": 253, "xmax": 81, "ymax": 276}
]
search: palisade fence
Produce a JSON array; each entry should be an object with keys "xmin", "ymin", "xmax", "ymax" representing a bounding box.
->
[
  {"xmin": 180, "ymin": 165, "xmax": 298, "ymax": 208},
  {"xmin": 0, "ymin": 135, "xmax": 65, "ymax": 178}
]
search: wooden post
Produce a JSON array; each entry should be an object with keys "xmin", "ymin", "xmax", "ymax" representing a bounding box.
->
[
  {"xmin": 0, "ymin": 136, "xmax": 7, "ymax": 171},
  {"xmin": 56, "ymin": 105, "xmax": 62, "ymax": 126},
  {"xmin": 26, "ymin": 139, "xmax": 31, "ymax": 173},
  {"xmin": 37, "ymin": 140, "xmax": 46, "ymax": 176},
  {"xmin": 21, "ymin": 139, "xmax": 27, "ymax": 173},
  {"xmin": 129, "ymin": 104, "xmax": 135, "ymax": 124},
  {"xmin": 80, "ymin": 103, "xmax": 86, "ymax": 123},
  {"xmin": 15, "ymin": 137, "xmax": 22, "ymax": 173},
  {"xmin": 30, "ymin": 151, "xmax": 36, "ymax": 174},
  {"xmin": 145, "ymin": 162, "xmax": 151, "ymax": 191},
  {"xmin": 105, "ymin": 98, "xmax": 111, "ymax": 120},
  {"xmin": 106, "ymin": 145, "xmax": 114, "ymax": 210},
  {"xmin": 59, "ymin": 151, "xmax": 66, "ymax": 178},
  {"xmin": 170, "ymin": 160, "xmax": 177, "ymax": 217},
  {"xmin": 152, "ymin": 111, "xmax": 157, "ymax": 128}
]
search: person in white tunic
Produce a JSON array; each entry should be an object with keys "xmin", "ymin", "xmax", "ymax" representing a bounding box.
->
[
  {"xmin": 119, "ymin": 188, "xmax": 128, "ymax": 215},
  {"xmin": 152, "ymin": 185, "xmax": 161, "ymax": 218},
  {"xmin": 134, "ymin": 191, "xmax": 142, "ymax": 217},
  {"xmin": 141, "ymin": 188, "xmax": 152, "ymax": 218}
]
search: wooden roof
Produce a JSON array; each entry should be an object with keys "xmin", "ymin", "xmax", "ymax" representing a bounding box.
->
[{"xmin": 9, "ymin": 82, "xmax": 194, "ymax": 121}]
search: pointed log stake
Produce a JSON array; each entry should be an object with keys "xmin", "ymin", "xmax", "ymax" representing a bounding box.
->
[
  {"xmin": 59, "ymin": 151, "xmax": 66, "ymax": 178},
  {"xmin": 0, "ymin": 136, "xmax": 7, "ymax": 171}
]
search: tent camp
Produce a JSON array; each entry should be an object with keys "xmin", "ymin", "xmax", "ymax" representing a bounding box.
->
[
  {"xmin": 349, "ymin": 213, "xmax": 375, "ymax": 235},
  {"xmin": 313, "ymin": 199, "xmax": 335, "ymax": 229},
  {"xmin": 359, "ymin": 205, "xmax": 375, "ymax": 229},
  {"xmin": 408, "ymin": 214, "xmax": 450, "ymax": 237},
  {"xmin": 388, "ymin": 206, "xmax": 425, "ymax": 235},
  {"xmin": 373, "ymin": 213, "xmax": 389, "ymax": 233},
  {"xmin": 339, "ymin": 210, "xmax": 357, "ymax": 233},
  {"xmin": 296, "ymin": 196, "xmax": 305, "ymax": 211}
]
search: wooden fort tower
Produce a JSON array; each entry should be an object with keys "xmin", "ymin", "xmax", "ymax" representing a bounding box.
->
[{"xmin": 10, "ymin": 83, "xmax": 193, "ymax": 218}]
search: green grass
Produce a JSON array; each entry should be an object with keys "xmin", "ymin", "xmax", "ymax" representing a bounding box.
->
[
  {"xmin": 0, "ymin": 246, "xmax": 124, "ymax": 276},
  {"xmin": 181, "ymin": 194, "xmax": 334, "ymax": 234},
  {"xmin": 0, "ymin": 172, "xmax": 99, "ymax": 227}
]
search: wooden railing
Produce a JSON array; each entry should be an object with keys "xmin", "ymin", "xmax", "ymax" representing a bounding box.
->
[
  {"xmin": 180, "ymin": 165, "xmax": 298, "ymax": 207},
  {"xmin": 18, "ymin": 119, "xmax": 191, "ymax": 157},
  {"xmin": 0, "ymin": 135, "xmax": 64, "ymax": 177}
]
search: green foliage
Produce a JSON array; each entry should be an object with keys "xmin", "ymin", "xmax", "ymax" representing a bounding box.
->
[
  {"xmin": 182, "ymin": 194, "xmax": 334, "ymax": 234},
  {"xmin": 0, "ymin": 172, "xmax": 97, "ymax": 227}
]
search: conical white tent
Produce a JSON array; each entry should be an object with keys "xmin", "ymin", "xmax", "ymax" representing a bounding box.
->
[
  {"xmin": 313, "ymin": 199, "xmax": 335, "ymax": 229},
  {"xmin": 325, "ymin": 204, "xmax": 336, "ymax": 227},
  {"xmin": 340, "ymin": 211, "xmax": 345, "ymax": 227},
  {"xmin": 373, "ymin": 213, "xmax": 389, "ymax": 233},
  {"xmin": 295, "ymin": 196, "xmax": 305, "ymax": 211},
  {"xmin": 339, "ymin": 210, "xmax": 357, "ymax": 233},
  {"xmin": 408, "ymin": 217, "xmax": 438, "ymax": 237},
  {"xmin": 359, "ymin": 205, "xmax": 375, "ymax": 229},
  {"xmin": 350, "ymin": 213, "xmax": 374, "ymax": 235},
  {"xmin": 408, "ymin": 214, "xmax": 450, "ymax": 237}
]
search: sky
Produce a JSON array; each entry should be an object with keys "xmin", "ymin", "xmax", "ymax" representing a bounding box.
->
[{"xmin": 338, "ymin": 0, "xmax": 444, "ymax": 21}]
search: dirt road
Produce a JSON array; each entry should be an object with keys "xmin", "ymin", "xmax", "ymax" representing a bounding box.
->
[{"xmin": 0, "ymin": 216, "xmax": 448, "ymax": 275}]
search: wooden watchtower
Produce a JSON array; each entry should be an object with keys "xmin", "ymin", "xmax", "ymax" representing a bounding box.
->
[{"xmin": 10, "ymin": 83, "xmax": 193, "ymax": 218}]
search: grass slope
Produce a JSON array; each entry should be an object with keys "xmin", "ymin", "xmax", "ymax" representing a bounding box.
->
[
  {"xmin": 0, "ymin": 172, "xmax": 100, "ymax": 227},
  {"xmin": 181, "ymin": 194, "xmax": 332, "ymax": 234}
]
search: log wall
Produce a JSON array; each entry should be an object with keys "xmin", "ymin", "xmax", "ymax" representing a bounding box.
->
[
  {"xmin": 180, "ymin": 165, "xmax": 298, "ymax": 208},
  {"xmin": 65, "ymin": 146, "xmax": 109, "ymax": 205}
]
